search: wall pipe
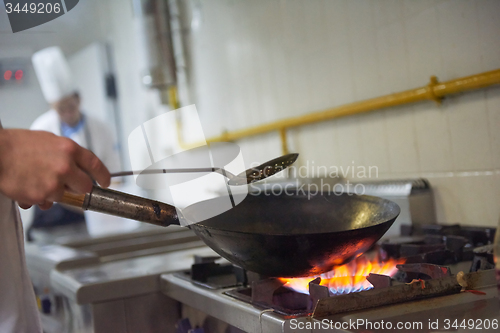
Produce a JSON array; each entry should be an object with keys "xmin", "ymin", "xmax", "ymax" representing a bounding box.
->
[{"xmin": 177, "ymin": 69, "xmax": 500, "ymax": 154}]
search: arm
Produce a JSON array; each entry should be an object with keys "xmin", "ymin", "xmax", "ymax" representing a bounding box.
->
[{"xmin": 0, "ymin": 129, "xmax": 110, "ymax": 209}]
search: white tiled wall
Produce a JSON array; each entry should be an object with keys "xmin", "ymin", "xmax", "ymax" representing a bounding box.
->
[{"xmin": 183, "ymin": 0, "xmax": 500, "ymax": 226}]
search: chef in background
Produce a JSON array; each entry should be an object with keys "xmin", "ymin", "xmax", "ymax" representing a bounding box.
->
[{"xmin": 28, "ymin": 46, "xmax": 120, "ymax": 238}]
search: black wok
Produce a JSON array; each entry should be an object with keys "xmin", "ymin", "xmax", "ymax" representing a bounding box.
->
[{"xmin": 183, "ymin": 191, "xmax": 400, "ymax": 277}]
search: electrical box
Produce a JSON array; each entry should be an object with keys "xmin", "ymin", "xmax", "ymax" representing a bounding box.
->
[{"xmin": 0, "ymin": 58, "xmax": 28, "ymax": 86}]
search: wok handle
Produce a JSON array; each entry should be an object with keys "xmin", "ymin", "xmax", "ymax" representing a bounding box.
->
[
  {"xmin": 60, "ymin": 192, "xmax": 86, "ymax": 207},
  {"xmin": 58, "ymin": 186, "xmax": 181, "ymax": 227}
]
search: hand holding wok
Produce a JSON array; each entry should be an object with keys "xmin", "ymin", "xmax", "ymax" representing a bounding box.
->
[{"xmin": 0, "ymin": 129, "xmax": 110, "ymax": 209}]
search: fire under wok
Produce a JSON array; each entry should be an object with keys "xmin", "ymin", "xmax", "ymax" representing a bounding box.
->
[{"xmin": 183, "ymin": 191, "xmax": 400, "ymax": 277}]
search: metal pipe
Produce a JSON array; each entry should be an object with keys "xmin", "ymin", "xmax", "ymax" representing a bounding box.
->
[
  {"xmin": 279, "ymin": 128, "xmax": 289, "ymax": 155},
  {"xmin": 84, "ymin": 186, "xmax": 180, "ymax": 227},
  {"xmin": 60, "ymin": 186, "xmax": 181, "ymax": 227},
  {"xmin": 133, "ymin": 0, "xmax": 177, "ymax": 104},
  {"xmin": 176, "ymin": 69, "xmax": 500, "ymax": 150}
]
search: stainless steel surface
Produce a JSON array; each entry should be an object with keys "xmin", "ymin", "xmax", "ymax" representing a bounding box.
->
[
  {"xmin": 25, "ymin": 244, "xmax": 98, "ymax": 273},
  {"xmin": 25, "ymin": 221, "xmax": 209, "ymax": 333},
  {"xmin": 29, "ymin": 221, "xmax": 186, "ymax": 247},
  {"xmin": 26, "ymin": 244, "xmax": 99, "ymax": 302},
  {"xmin": 91, "ymin": 293, "xmax": 179, "ymax": 333},
  {"xmin": 28, "ymin": 222, "xmax": 91, "ymax": 245},
  {"xmin": 25, "ymin": 223, "xmax": 196, "ymax": 276},
  {"xmin": 161, "ymin": 274, "xmax": 300, "ymax": 333},
  {"xmin": 49, "ymin": 246, "xmax": 218, "ymax": 333},
  {"xmin": 353, "ymin": 178, "xmax": 430, "ymax": 196},
  {"xmin": 51, "ymin": 246, "xmax": 218, "ymax": 304},
  {"xmin": 66, "ymin": 229, "xmax": 199, "ymax": 258},
  {"xmin": 25, "ymin": 224, "xmax": 192, "ymax": 281},
  {"xmin": 56, "ymin": 224, "xmax": 185, "ymax": 247}
]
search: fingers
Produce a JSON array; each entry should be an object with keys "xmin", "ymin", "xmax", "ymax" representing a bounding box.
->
[
  {"xmin": 65, "ymin": 164, "xmax": 94, "ymax": 194},
  {"xmin": 19, "ymin": 200, "xmax": 52, "ymax": 210},
  {"xmin": 0, "ymin": 130, "xmax": 111, "ymax": 207},
  {"xmin": 74, "ymin": 147, "xmax": 111, "ymax": 188},
  {"xmin": 18, "ymin": 202, "xmax": 33, "ymax": 210},
  {"xmin": 38, "ymin": 201, "xmax": 54, "ymax": 210}
]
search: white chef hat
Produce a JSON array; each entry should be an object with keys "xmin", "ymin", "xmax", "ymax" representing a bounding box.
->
[{"xmin": 32, "ymin": 46, "xmax": 77, "ymax": 103}]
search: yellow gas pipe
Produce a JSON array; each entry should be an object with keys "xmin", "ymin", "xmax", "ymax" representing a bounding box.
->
[{"xmin": 175, "ymin": 69, "xmax": 500, "ymax": 154}]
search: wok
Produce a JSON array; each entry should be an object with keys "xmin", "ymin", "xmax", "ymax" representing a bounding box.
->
[
  {"xmin": 183, "ymin": 191, "xmax": 400, "ymax": 277},
  {"xmin": 57, "ymin": 150, "xmax": 398, "ymax": 277}
]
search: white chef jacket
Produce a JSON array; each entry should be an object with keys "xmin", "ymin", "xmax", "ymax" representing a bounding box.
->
[
  {"xmin": 30, "ymin": 109, "xmax": 121, "ymax": 173},
  {"xmin": 0, "ymin": 122, "xmax": 43, "ymax": 332}
]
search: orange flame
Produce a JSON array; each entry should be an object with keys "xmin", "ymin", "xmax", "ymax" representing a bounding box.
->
[{"xmin": 279, "ymin": 256, "xmax": 405, "ymax": 295}]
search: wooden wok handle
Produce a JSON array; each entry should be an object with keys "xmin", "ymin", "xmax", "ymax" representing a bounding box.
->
[{"xmin": 60, "ymin": 191, "xmax": 86, "ymax": 208}]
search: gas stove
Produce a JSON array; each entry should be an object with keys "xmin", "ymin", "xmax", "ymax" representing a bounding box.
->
[{"xmin": 160, "ymin": 224, "xmax": 500, "ymax": 333}]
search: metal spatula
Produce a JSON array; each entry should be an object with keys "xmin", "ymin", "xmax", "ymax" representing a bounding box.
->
[
  {"xmin": 110, "ymin": 153, "xmax": 298, "ymax": 185},
  {"xmin": 58, "ymin": 153, "xmax": 299, "ymax": 227}
]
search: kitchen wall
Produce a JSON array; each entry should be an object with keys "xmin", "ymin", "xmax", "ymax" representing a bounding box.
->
[
  {"xmin": 94, "ymin": 0, "xmax": 175, "ymax": 170},
  {"xmin": 179, "ymin": 0, "xmax": 500, "ymax": 226}
]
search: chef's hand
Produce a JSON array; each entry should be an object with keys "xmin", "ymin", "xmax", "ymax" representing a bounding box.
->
[{"xmin": 0, "ymin": 129, "xmax": 111, "ymax": 209}]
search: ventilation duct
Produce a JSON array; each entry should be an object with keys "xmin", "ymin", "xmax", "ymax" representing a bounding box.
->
[{"xmin": 133, "ymin": 0, "xmax": 177, "ymax": 104}]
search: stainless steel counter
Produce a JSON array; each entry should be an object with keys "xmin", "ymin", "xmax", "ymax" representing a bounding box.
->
[
  {"xmin": 47, "ymin": 246, "xmax": 219, "ymax": 333},
  {"xmin": 51, "ymin": 246, "xmax": 219, "ymax": 304},
  {"xmin": 29, "ymin": 219, "xmax": 186, "ymax": 247},
  {"xmin": 25, "ymin": 224, "xmax": 200, "ymax": 301},
  {"xmin": 25, "ymin": 216, "xmax": 213, "ymax": 333}
]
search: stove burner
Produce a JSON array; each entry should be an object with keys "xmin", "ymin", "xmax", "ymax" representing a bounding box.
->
[
  {"xmin": 366, "ymin": 273, "xmax": 392, "ymax": 288},
  {"xmin": 382, "ymin": 224, "xmax": 495, "ymax": 267},
  {"xmin": 175, "ymin": 255, "xmax": 246, "ymax": 289},
  {"xmin": 312, "ymin": 272, "xmax": 466, "ymax": 317},
  {"xmin": 471, "ymin": 244, "xmax": 495, "ymax": 272},
  {"xmin": 400, "ymin": 224, "xmax": 496, "ymax": 246},
  {"xmin": 224, "ymin": 262, "xmax": 473, "ymax": 318},
  {"xmin": 225, "ymin": 279, "xmax": 316, "ymax": 317},
  {"xmin": 308, "ymin": 277, "xmax": 329, "ymax": 307},
  {"xmin": 398, "ymin": 263, "xmax": 451, "ymax": 279}
]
